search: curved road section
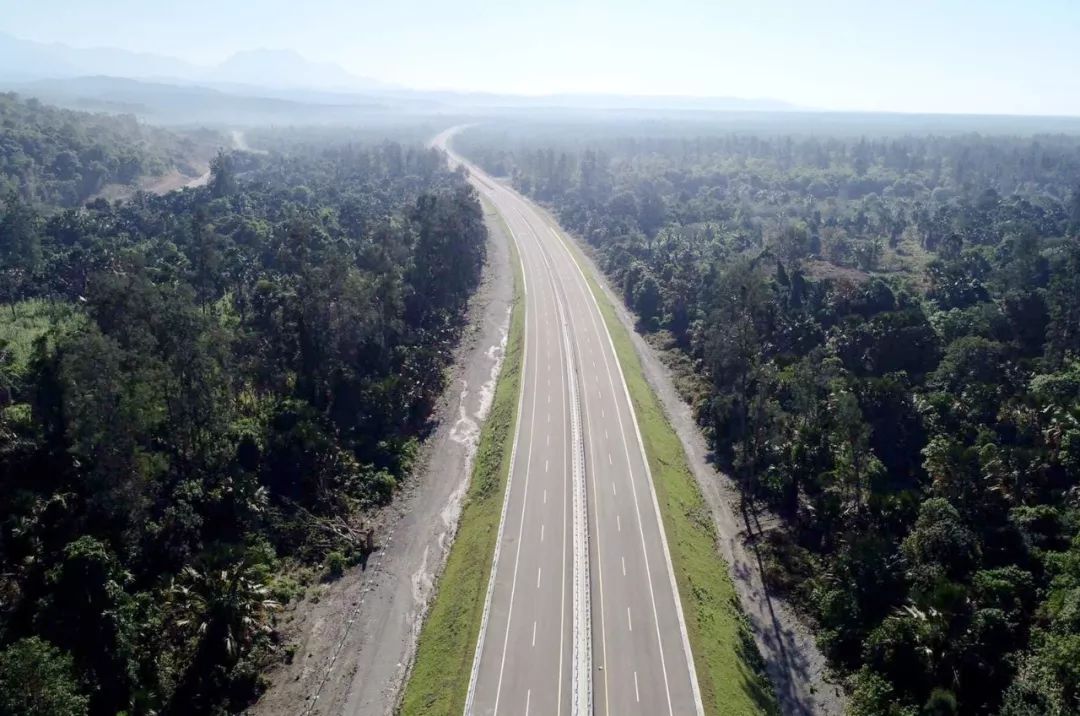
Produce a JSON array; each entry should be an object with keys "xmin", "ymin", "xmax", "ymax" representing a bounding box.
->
[{"xmin": 435, "ymin": 128, "xmax": 704, "ymax": 716}]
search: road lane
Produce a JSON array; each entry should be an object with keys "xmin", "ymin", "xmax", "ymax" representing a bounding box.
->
[
  {"xmin": 437, "ymin": 127, "xmax": 702, "ymax": 716},
  {"xmin": 466, "ymin": 198, "xmax": 574, "ymax": 716}
]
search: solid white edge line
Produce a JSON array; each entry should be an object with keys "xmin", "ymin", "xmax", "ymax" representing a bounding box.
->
[
  {"xmin": 557, "ymin": 279, "xmax": 570, "ymax": 716},
  {"xmin": 489, "ymin": 210, "xmax": 544, "ymax": 716}
]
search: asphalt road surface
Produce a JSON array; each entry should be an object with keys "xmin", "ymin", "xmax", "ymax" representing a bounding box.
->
[{"xmin": 434, "ymin": 128, "xmax": 704, "ymax": 716}]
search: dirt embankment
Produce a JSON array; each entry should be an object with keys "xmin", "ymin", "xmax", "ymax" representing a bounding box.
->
[
  {"xmin": 92, "ymin": 165, "xmax": 208, "ymax": 201},
  {"xmin": 250, "ymin": 202, "xmax": 514, "ymax": 716},
  {"xmin": 96, "ymin": 129, "xmax": 264, "ymax": 201}
]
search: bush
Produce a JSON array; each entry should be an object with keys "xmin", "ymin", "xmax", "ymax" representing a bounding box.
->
[{"xmin": 325, "ymin": 551, "xmax": 348, "ymax": 579}]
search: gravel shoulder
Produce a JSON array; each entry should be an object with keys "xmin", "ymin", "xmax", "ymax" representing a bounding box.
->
[
  {"xmin": 250, "ymin": 201, "xmax": 513, "ymax": 716},
  {"xmin": 524, "ymin": 200, "xmax": 847, "ymax": 716}
]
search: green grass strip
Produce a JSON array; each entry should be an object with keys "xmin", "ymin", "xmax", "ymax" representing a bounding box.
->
[
  {"xmin": 399, "ymin": 205, "xmax": 525, "ymax": 716},
  {"xmin": 552, "ymin": 228, "xmax": 778, "ymax": 716}
]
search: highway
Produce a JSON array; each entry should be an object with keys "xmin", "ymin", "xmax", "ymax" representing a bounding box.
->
[{"xmin": 434, "ymin": 128, "xmax": 704, "ymax": 716}]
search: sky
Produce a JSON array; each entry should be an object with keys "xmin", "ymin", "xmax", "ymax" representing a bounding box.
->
[{"xmin": 1, "ymin": 0, "xmax": 1079, "ymax": 115}]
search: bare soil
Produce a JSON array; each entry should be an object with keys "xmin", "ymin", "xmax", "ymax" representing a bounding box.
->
[
  {"xmin": 96, "ymin": 128, "xmax": 259, "ymax": 202},
  {"xmin": 94, "ymin": 166, "xmax": 209, "ymax": 202}
]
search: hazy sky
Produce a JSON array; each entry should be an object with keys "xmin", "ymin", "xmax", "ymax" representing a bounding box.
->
[{"xmin": 2, "ymin": 0, "xmax": 1079, "ymax": 115}]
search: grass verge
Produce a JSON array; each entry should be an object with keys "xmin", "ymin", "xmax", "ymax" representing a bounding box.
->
[
  {"xmin": 554, "ymin": 230, "xmax": 779, "ymax": 715},
  {"xmin": 398, "ymin": 204, "xmax": 525, "ymax": 716}
]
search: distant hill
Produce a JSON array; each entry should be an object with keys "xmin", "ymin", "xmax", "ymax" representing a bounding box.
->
[
  {"xmin": 0, "ymin": 32, "xmax": 807, "ymax": 116},
  {"xmin": 0, "ymin": 32, "xmax": 191, "ymax": 82},
  {"xmin": 492, "ymin": 93, "xmax": 800, "ymax": 112},
  {"xmin": 0, "ymin": 32, "xmax": 387, "ymax": 92},
  {"xmin": 6, "ymin": 75, "xmax": 391, "ymax": 126},
  {"xmin": 212, "ymin": 48, "xmax": 386, "ymax": 92},
  {"xmin": 0, "ymin": 32, "xmax": 819, "ymax": 121}
]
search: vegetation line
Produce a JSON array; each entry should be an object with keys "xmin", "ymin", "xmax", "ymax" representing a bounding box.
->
[
  {"xmin": 549, "ymin": 225, "xmax": 778, "ymax": 716},
  {"xmin": 399, "ymin": 203, "xmax": 526, "ymax": 716}
]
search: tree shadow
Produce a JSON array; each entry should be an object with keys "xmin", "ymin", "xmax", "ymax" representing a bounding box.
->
[{"xmin": 734, "ymin": 496, "xmax": 828, "ymax": 715}]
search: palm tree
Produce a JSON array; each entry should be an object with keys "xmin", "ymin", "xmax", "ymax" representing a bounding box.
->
[{"xmin": 172, "ymin": 563, "xmax": 279, "ymax": 664}]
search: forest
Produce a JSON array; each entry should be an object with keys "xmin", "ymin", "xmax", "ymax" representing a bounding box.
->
[
  {"xmin": 0, "ymin": 92, "xmax": 218, "ymax": 207},
  {"xmin": 0, "ymin": 108, "xmax": 487, "ymax": 714},
  {"xmin": 456, "ymin": 123, "xmax": 1080, "ymax": 715}
]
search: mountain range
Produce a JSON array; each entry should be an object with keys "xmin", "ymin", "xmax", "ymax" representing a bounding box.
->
[
  {"xmin": 0, "ymin": 32, "xmax": 388, "ymax": 92},
  {"xmin": 0, "ymin": 31, "xmax": 812, "ymax": 123}
]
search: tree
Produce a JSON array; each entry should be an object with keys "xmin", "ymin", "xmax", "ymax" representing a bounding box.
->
[
  {"xmin": 1045, "ymin": 240, "xmax": 1080, "ymax": 365},
  {"xmin": 36, "ymin": 537, "xmax": 134, "ymax": 714},
  {"xmin": 0, "ymin": 638, "xmax": 88, "ymax": 716},
  {"xmin": 823, "ymin": 383, "xmax": 884, "ymax": 518},
  {"xmin": 902, "ymin": 498, "xmax": 980, "ymax": 604},
  {"xmin": 0, "ymin": 194, "xmax": 41, "ymax": 312},
  {"xmin": 172, "ymin": 563, "xmax": 280, "ymax": 665},
  {"xmin": 209, "ymin": 150, "xmax": 236, "ymax": 198}
]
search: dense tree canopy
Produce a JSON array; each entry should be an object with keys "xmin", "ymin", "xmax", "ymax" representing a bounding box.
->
[
  {"xmin": 0, "ymin": 111, "xmax": 486, "ymax": 713},
  {"xmin": 457, "ymin": 122, "xmax": 1080, "ymax": 715}
]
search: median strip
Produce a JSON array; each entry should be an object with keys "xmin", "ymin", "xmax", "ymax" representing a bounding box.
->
[{"xmin": 549, "ymin": 255, "xmax": 592, "ymax": 716}]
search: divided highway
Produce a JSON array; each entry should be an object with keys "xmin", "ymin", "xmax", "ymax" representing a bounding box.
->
[{"xmin": 434, "ymin": 128, "xmax": 704, "ymax": 716}]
